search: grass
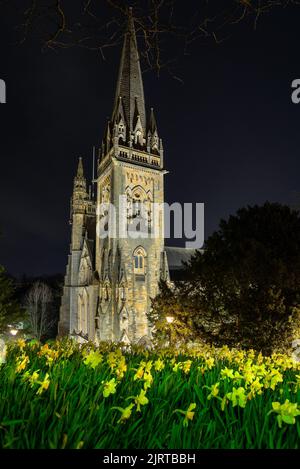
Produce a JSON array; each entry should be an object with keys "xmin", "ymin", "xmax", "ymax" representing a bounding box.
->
[{"xmin": 0, "ymin": 339, "xmax": 299, "ymax": 449}]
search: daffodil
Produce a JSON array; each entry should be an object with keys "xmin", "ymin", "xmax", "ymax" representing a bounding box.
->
[
  {"xmin": 143, "ymin": 372, "xmax": 153, "ymax": 389},
  {"xmin": 233, "ymin": 371, "xmax": 243, "ymax": 380},
  {"xmin": 134, "ymin": 389, "xmax": 149, "ymax": 412},
  {"xmin": 45, "ymin": 349, "xmax": 59, "ymax": 367},
  {"xmin": 112, "ymin": 403, "xmax": 135, "ymax": 424},
  {"xmin": 134, "ymin": 361, "xmax": 146, "ymax": 380},
  {"xmin": 17, "ymin": 339, "xmax": 26, "ymax": 350},
  {"xmin": 36, "ymin": 373, "xmax": 50, "ymax": 395},
  {"xmin": 173, "ymin": 362, "xmax": 181, "ymax": 372},
  {"xmin": 16, "ymin": 354, "xmax": 29, "ymax": 373},
  {"xmin": 205, "ymin": 357, "xmax": 215, "ymax": 370},
  {"xmin": 83, "ymin": 350, "xmax": 103, "ymax": 369},
  {"xmin": 103, "ymin": 378, "xmax": 117, "ymax": 398},
  {"xmin": 226, "ymin": 386, "xmax": 247, "ymax": 408},
  {"xmin": 182, "ymin": 360, "xmax": 192, "ymax": 374},
  {"xmin": 134, "ymin": 366, "xmax": 144, "ymax": 380},
  {"xmin": 28, "ymin": 371, "xmax": 40, "ymax": 387},
  {"xmin": 154, "ymin": 358, "xmax": 165, "ymax": 371},
  {"xmin": 247, "ymin": 378, "xmax": 263, "ymax": 399},
  {"xmin": 243, "ymin": 367, "xmax": 256, "ymax": 384},
  {"xmin": 144, "ymin": 361, "xmax": 153, "ymax": 374},
  {"xmin": 221, "ymin": 367, "xmax": 235, "ymax": 379},
  {"xmin": 174, "ymin": 403, "xmax": 196, "ymax": 427},
  {"xmin": 207, "ymin": 383, "xmax": 219, "ymax": 400},
  {"xmin": 38, "ymin": 343, "xmax": 50, "ymax": 356},
  {"xmin": 107, "ymin": 351, "xmax": 122, "ymax": 370},
  {"xmin": 115, "ymin": 356, "xmax": 127, "ymax": 379},
  {"xmin": 264, "ymin": 369, "xmax": 283, "ymax": 390},
  {"xmin": 269, "ymin": 399, "xmax": 300, "ymax": 428}
]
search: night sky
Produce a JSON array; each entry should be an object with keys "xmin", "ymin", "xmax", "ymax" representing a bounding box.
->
[{"xmin": 1, "ymin": 3, "xmax": 300, "ymax": 277}]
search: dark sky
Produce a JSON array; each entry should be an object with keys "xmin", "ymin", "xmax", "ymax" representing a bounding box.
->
[{"xmin": 1, "ymin": 2, "xmax": 300, "ymax": 277}]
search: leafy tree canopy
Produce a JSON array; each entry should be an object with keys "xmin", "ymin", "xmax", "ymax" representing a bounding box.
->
[{"xmin": 151, "ymin": 203, "xmax": 300, "ymax": 353}]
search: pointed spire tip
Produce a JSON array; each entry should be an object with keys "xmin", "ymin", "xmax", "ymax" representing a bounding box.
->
[{"xmin": 76, "ymin": 157, "xmax": 84, "ymax": 177}]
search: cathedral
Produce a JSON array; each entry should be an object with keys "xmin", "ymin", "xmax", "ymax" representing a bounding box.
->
[{"xmin": 58, "ymin": 11, "xmax": 194, "ymax": 344}]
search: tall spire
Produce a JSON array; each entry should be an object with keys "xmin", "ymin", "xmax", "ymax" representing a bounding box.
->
[
  {"xmin": 100, "ymin": 7, "xmax": 163, "ymax": 161},
  {"xmin": 112, "ymin": 7, "xmax": 146, "ymax": 136}
]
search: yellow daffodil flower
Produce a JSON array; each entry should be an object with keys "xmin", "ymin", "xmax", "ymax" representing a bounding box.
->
[
  {"xmin": 207, "ymin": 383, "xmax": 219, "ymax": 400},
  {"xmin": 112, "ymin": 403, "xmax": 135, "ymax": 424},
  {"xmin": 270, "ymin": 399, "xmax": 300, "ymax": 428},
  {"xmin": 226, "ymin": 387, "xmax": 247, "ymax": 408},
  {"xmin": 154, "ymin": 358, "xmax": 165, "ymax": 372},
  {"xmin": 103, "ymin": 378, "xmax": 117, "ymax": 398},
  {"xmin": 83, "ymin": 350, "xmax": 103, "ymax": 369},
  {"xmin": 221, "ymin": 367, "xmax": 235, "ymax": 379},
  {"xmin": 134, "ymin": 389, "xmax": 149, "ymax": 412},
  {"xmin": 143, "ymin": 372, "xmax": 153, "ymax": 389},
  {"xmin": 174, "ymin": 403, "xmax": 196, "ymax": 427},
  {"xmin": 17, "ymin": 339, "xmax": 26, "ymax": 350},
  {"xmin": 16, "ymin": 354, "xmax": 29, "ymax": 373},
  {"xmin": 205, "ymin": 357, "xmax": 215, "ymax": 369},
  {"xmin": 36, "ymin": 373, "xmax": 50, "ymax": 395}
]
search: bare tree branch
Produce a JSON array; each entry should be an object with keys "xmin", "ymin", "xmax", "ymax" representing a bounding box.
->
[
  {"xmin": 25, "ymin": 281, "xmax": 55, "ymax": 341},
  {"xmin": 2, "ymin": 0, "xmax": 300, "ymax": 76}
]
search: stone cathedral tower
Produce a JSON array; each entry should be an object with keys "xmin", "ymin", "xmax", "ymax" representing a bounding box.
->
[
  {"xmin": 59, "ymin": 10, "xmax": 170, "ymax": 344},
  {"xmin": 96, "ymin": 10, "xmax": 165, "ymax": 343}
]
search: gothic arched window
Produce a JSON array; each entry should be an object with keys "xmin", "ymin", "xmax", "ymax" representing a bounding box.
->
[
  {"xmin": 135, "ymin": 129, "xmax": 142, "ymax": 145},
  {"xmin": 118, "ymin": 119, "xmax": 125, "ymax": 143},
  {"xmin": 127, "ymin": 186, "xmax": 150, "ymax": 234},
  {"xmin": 133, "ymin": 246, "xmax": 146, "ymax": 275}
]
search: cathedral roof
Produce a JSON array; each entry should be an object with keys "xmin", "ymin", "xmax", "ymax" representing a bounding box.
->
[
  {"xmin": 165, "ymin": 246, "xmax": 196, "ymax": 270},
  {"xmin": 165, "ymin": 246, "xmax": 199, "ymax": 281}
]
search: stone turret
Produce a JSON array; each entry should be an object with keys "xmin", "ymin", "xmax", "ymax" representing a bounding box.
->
[
  {"xmin": 70, "ymin": 157, "xmax": 89, "ymax": 250},
  {"xmin": 58, "ymin": 157, "xmax": 96, "ymax": 338}
]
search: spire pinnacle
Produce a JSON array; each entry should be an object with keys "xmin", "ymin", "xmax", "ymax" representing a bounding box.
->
[
  {"xmin": 76, "ymin": 157, "xmax": 84, "ymax": 178},
  {"xmin": 149, "ymin": 107, "xmax": 158, "ymax": 133},
  {"xmin": 74, "ymin": 157, "xmax": 87, "ymax": 195}
]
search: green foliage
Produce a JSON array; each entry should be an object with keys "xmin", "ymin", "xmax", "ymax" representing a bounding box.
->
[
  {"xmin": 148, "ymin": 281, "xmax": 195, "ymax": 347},
  {"xmin": 0, "ymin": 266, "xmax": 22, "ymax": 332},
  {"xmin": 152, "ymin": 203, "xmax": 300, "ymax": 353}
]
